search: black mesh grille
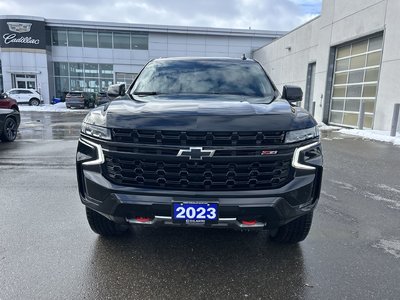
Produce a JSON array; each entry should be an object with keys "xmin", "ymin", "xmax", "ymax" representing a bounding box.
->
[
  {"xmin": 112, "ymin": 129, "xmax": 285, "ymax": 146},
  {"xmin": 103, "ymin": 154, "xmax": 292, "ymax": 191}
]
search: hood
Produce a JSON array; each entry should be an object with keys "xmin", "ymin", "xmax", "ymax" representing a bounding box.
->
[{"xmin": 83, "ymin": 96, "xmax": 316, "ymax": 131}]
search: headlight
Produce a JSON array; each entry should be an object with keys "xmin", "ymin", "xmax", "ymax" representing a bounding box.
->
[
  {"xmin": 81, "ymin": 123, "xmax": 111, "ymax": 140},
  {"xmin": 285, "ymin": 126, "xmax": 319, "ymax": 143}
]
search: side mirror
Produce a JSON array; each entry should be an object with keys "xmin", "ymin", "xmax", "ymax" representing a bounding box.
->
[
  {"xmin": 107, "ymin": 83, "xmax": 126, "ymax": 98},
  {"xmin": 282, "ymin": 85, "xmax": 303, "ymax": 102}
]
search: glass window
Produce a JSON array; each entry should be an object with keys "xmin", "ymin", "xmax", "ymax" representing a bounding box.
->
[
  {"xmin": 18, "ymin": 90, "xmax": 32, "ymax": 94},
  {"xmin": 113, "ymin": 32, "xmax": 130, "ymax": 49},
  {"xmin": 17, "ymin": 82, "xmax": 26, "ymax": 89},
  {"xmin": 348, "ymin": 70, "xmax": 364, "ymax": 84},
  {"xmin": 333, "ymin": 87, "xmax": 346, "ymax": 97},
  {"xmin": 68, "ymin": 30, "xmax": 82, "ymax": 47},
  {"xmin": 99, "ymin": 32, "xmax": 112, "ymax": 48},
  {"xmin": 70, "ymin": 63, "xmax": 84, "ymax": 77},
  {"xmin": 366, "ymin": 52, "xmax": 381, "ymax": 67},
  {"xmin": 351, "ymin": 41, "xmax": 368, "ymax": 55},
  {"xmin": 336, "ymin": 59, "xmax": 349, "ymax": 71},
  {"xmin": 330, "ymin": 35, "xmax": 383, "ymax": 128},
  {"xmin": 52, "ymin": 29, "xmax": 67, "ymax": 46},
  {"xmin": 131, "ymin": 34, "xmax": 148, "ymax": 50},
  {"xmin": 364, "ymin": 99, "xmax": 375, "ymax": 113},
  {"xmin": 364, "ymin": 115, "xmax": 374, "ymax": 128},
  {"xmin": 46, "ymin": 27, "xmax": 51, "ymax": 47},
  {"xmin": 350, "ymin": 55, "xmax": 366, "ymax": 69},
  {"xmin": 343, "ymin": 113, "xmax": 359, "ymax": 126},
  {"xmin": 85, "ymin": 78, "xmax": 99, "ymax": 93},
  {"xmin": 70, "ymin": 78, "xmax": 85, "ymax": 91},
  {"xmin": 330, "ymin": 112, "xmax": 343, "ymax": 124},
  {"xmin": 53, "ymin": 62, "xmax": 114, "ymax": 96},
  {"xmin": 362, "ymin": 84, "xmax": 377, "ymax": 97},
  {"xmin": 100, "ymin": 64, "xmax": 113, "ymax": 79},
  {"xmin": 334, "ymin": 73, "xmax": 348, "ymax": 84},
  {"xmin": 345, "ymin": 100, "xmax": 360, "ymax": 112},
  {"xmin": 337, "ymin": 46, "xmax": 351, "ymax": 58},
  {"xmin": 100, "ymin": 79, "xmax": 114, "ymax": 91},
  {"xmin": 346, "ymin": 85, "xmax": 362, "ymax": 97},
  {"xmin": 54, "ymin": 62, "xmax": 69, "ymax": 76},
  {"xmin": 84, "ymin": 63, "xmax": 99, "ymax": 77},
  {"xmin": 83, "ymin": 31, "xmax": 98, "ymax": 48},
  {"xmin": 331, "ymin": 99, "xmax": 345, "ymax": 110},
  {"xmin": 365, "ymin": 68, "xmax": 379, "ymax": 82},
  {"xmin": 55, "ymin": 77, "xmax": 70, "ymax": 97},
  {"xmin": 115, "ymin": 72, "xmax": 137, "ymax": 87},
  {"xmin": 368, "ymin": 36, "xmax": 383, "ymax": 51}
]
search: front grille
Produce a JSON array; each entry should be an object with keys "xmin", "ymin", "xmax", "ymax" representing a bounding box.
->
[
  {"xmin": 112, "ymin": 129, "xmax": 285, "ymax": 146},
  {"xmin": 103, "ymin": 154, "xmax": 292, "ymax": 191}
]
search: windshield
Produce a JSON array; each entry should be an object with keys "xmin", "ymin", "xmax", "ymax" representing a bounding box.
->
[{"xmin": 131, "ymin": 59, "xmax": 275, "ymax": 100}]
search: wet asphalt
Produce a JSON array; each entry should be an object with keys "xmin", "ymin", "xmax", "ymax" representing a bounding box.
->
[{"xmin": 0, "ymin": 111, "xmax": 399, "ymax": 299}]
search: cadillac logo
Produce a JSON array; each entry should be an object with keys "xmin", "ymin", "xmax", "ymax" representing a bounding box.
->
[
  {"xmin": 177, "ymin": 147, "xmax": 215, "ymax": 160},
  {"xmin": 7, "ymin": 22, "xmax": 32, "ymax": 33}
]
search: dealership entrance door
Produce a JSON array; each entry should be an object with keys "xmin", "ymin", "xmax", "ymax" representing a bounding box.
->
[{"xmin": 12, "ymin": 74, "xmax": 37, "ymax": 90}]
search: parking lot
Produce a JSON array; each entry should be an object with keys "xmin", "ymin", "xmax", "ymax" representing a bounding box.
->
[{"xmin": 0, "ymin": 111, "xmax": 399, "ymax": 299}]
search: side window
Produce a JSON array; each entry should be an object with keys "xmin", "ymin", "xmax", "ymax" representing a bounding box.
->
[
  {"xmin": 9, "ymin": 90, "xmax": 17, "ymax": 95},
  {"xmin": 19, "ymin": 90, "xmax": 32, "ymax": 94}
]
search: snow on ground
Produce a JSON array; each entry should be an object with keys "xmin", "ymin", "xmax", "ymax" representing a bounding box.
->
[
  {"xmin": 19, "ymin": 102, "xmax": 89, "ymax": 112},
  {"xmin": 318, "ymin": 122, "xmax": 341, "ymax": 131},
  {"xmin": 339, "ymin": 128, "xmax": 400, "ymax": 146},
  {"xmin": 373, "ymin": 239, "xmax": 400, "ymax": 259}
]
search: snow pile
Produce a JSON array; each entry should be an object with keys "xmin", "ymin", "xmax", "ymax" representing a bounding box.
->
[
  {"xmin": 318, "ymin": 122, "xmax": 341, "ymax": 131},
  {"xmin": 339, "ymin": 128, "xmax": 400, "ymax": 146},
  {"xmin": 19, "ymin": 102, "xmax": 88, "ymax": 112}
]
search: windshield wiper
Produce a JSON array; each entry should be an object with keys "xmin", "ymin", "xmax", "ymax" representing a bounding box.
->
[{"xmin": 133, "ymin": 91, "xmax": 158, "ymax": 96}]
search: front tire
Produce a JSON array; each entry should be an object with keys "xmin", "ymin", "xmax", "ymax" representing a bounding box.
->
[
  {"xmin": 269, "ymin": 212, "xmax": 313, "ymax": 243},
  {"xmin": 1, "ymin": 117, "xmax": 18, "ymax": 142},
  {"xmin": 86, "ymin": 207, "xmax": 128, "ymax": 237}
]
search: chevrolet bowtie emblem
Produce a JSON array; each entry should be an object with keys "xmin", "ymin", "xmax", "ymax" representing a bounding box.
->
[{"xmin": 177, "ymin": 147, "xmax": 215, "ymax": 160}]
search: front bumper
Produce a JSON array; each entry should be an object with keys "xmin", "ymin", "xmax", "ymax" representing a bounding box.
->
[{"xmin": 76, "ymin": 137, "xmax": 323, "ymax": 230}]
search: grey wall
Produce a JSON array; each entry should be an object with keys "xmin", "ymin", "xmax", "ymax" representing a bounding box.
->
[
  {"xmin": 0, "ymin": 49, "xmax": 50, "ymax": 102},
  {"xmin": 254, "ymin": 0, "xmax": 400, "ymax": 131}
]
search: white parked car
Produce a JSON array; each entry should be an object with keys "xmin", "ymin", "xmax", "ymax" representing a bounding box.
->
[{"xmin": 6, "ymin": 88, "xmax": 42, "ymax": 106}]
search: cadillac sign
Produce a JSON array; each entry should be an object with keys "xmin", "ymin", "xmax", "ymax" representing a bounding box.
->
[{"xmin": 0, "ymin": 19, "xmax": 46, "ymax": 49}]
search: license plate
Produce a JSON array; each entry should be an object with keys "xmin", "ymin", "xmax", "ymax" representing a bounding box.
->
[{"xmin": 172, "ymin": 202, "xmax": 219, "ymax": 224}]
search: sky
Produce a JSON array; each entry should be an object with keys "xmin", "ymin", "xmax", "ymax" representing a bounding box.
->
[{"xmin": 0, "ymin": 0, "xmax": 322, "ymax": 31}]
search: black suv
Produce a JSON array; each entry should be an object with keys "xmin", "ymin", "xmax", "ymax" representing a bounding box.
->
[{"xmin": 76, "ymin": 58, "xmax": 323, "ymax": 243}]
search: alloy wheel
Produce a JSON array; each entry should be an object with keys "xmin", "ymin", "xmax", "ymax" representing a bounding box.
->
[{"xmin": 5, "ymin": 118, "xmax": 17, "ymax": 141}]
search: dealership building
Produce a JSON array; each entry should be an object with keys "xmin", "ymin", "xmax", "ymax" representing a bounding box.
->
[
  {"xmin": 254, "ymin": 0, "xmax": 400, "ymax": 131},
  {"xmin": 2, "ymin": 0, "xmax": 400, "ymax": 132},
  {"xmin": 0, "ymin": 15, "xmax": 283, "ymax": 104}
]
